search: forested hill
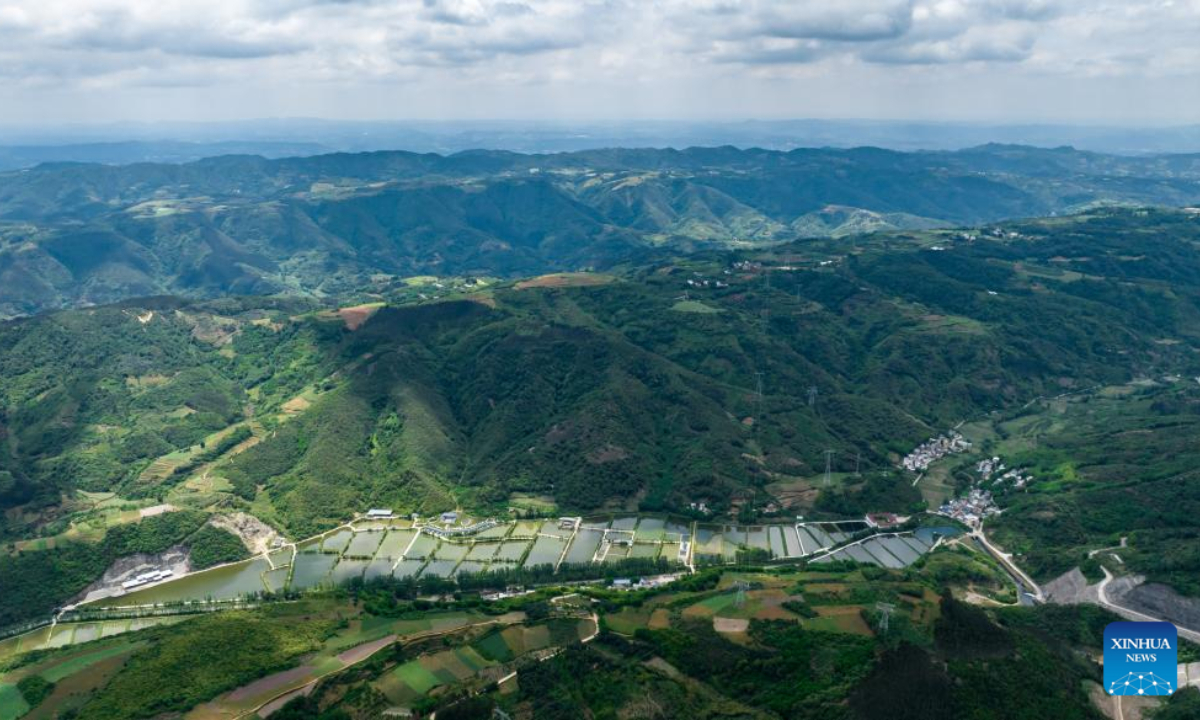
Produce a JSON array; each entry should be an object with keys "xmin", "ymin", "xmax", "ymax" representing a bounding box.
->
[
  {"xmin": 4, "ymin": 208, "xmax": 1200, "ymax": 542},
  {"xmin": 2, "ymin": 144, "xmax": 1200, "ymax": 318}
]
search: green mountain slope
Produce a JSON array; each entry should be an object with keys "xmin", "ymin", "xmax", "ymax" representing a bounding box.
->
[
  {"xmin": 3, "ymin": 208, "xmax": 1199, "ymax": 543},
  {"xmin": 1, "ymin": 208, "xmax": 1200, "ymax": 630}
]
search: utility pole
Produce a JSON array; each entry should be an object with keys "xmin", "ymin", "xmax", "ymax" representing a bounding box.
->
[
  {"xmin": 807, "ymin": 386, "xmax": 818, "ymax": 408},
  {"xmin": 763, "ymin": 269, "xmax": 771, "ymax": 324}
]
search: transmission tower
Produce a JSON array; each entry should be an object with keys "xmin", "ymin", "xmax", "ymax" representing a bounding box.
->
[
  {"xmin": 735, "ymin": 580, "xmax": 749, "ymax": 608},
  {"xmin": 807, "ymin": 386, "xmax": 818, "ymax": 407},
  {"xmin": 824, "ymin": 449, "xmax": 835, "ymax": 487},
  {"xmin": 876, "ymin": 602, "xmax": 896, "ymax": 634},
  {"xmin": 855, "ymin": 452, "xmax": 861, "ymax": 477}
]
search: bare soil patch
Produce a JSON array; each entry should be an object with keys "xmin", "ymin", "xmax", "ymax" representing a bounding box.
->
[
  {"xmin": 258, "ymin": 685, "xmax": 316, "ymax": 718},
  {"xmin": 338, "ymin": 304, "xmax": 382, "ymax": 330},
  {"xmin": 714, "ymin": 617, "xmax": 750, "ymax": 633},
  {"xmin": 208, "ymin": 512, "xmax": 279, "ymax": 554},
  {"xmin": 281, "ymin": 396, "xmax": 311, "ymax": 414},
  {"xmin": 648, "ymin": 609, "xmax": 672, "ymax": 630},
  {"xmin": 336, "ymin": 634, "xmax": 397, "ymax": 665},
  {"xmin": 226, "ymin": 665, "xmax": 315, "ymax": 702},
  {"xmin": 514, "ymin": 273, "xmax": 613, "ymax": 290}
]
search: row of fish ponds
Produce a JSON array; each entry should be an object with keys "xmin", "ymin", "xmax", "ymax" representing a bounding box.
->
[
  {"xmin": 89, "ymin": 516, "xmax": 958, "ymax": 608},
  {"xmin": 809, "ymin": 527, "xmax": 960, "ymax": 569}
]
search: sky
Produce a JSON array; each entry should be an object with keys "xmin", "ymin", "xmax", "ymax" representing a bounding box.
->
[{"xmin": 1, "ymin": 0, "xmax": 1199, "ymax": 126}]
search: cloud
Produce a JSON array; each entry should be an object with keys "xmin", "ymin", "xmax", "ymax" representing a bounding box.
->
[
  {"xmin": 864, "ymin": 33, "xmax": 1035, "ymax": 65},
  {"xmin": 0, "ymin": 0, "xmax": 1197, "ymax": 123},
  {"xmin": 752, "ymin": 1, "xmax": 916, "ymax": 42},
  {"xmin": 714, "ymin": 38, "xmax": 825, "ymax": 65},
  {"xmin": 390, "ymin": 0, "xmax": 589, "ymax": 66}
]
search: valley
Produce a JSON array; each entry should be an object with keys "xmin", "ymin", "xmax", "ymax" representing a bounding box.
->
[
  {"xmin": 6, "ymin": 0, "xmax": 1200, "ymax": 714},
  {"xmin": 3, "ymin": 203, "xmax": 1200, "ymax": 718}
]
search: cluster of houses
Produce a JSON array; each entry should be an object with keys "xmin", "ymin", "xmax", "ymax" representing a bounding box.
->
[
  {"xmin": 901, "ymin": 431, "xmax": 972, "ymax": 472},
  {"xmin": 611, "ymin": 573, "xmax": 683, "ymax": 591},
  {"xmin": 976, "ymin": 457, "xmax": 1035, "ymax": 489},
  {"xmin": 365, "ymin": 508, "xmax": 501, "ymax": 539},
  {"xmin": 937, "ymin": 487, "xmax": 999, "ymax": 527},
  {"xmin": 685, "ymin": 274, "xmax": 728, "ymax": 289},
  {"xmin": 865, "ymin": 513, "xmax": 903, "ymax": 529},
  {"xmin": 423, "ymin": 512, "xmax": 498, "ymax": 539},
  {"xmin": 121, "ymin": 569, "xmax": 174, "ymax": 591},
  {"xmin": 479, "ymin": 587, "xmax": 534, "ymax": 602},
  {"xmin": 976, "ymin": 457, "xmax": 1004, "ymax": 479}
]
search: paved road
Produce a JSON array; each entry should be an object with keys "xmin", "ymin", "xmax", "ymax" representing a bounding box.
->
[
  {"xmin": 973, "ymin": 528, "xmax": 1044, "ymax": 604},
  {"xmin": 971, "ymin": 528, "xmax": 1200, "ymax": 720},
  {"xmin": 1089, "ymin": 537, "xmax": 1128, "ymax": 559},
  {"xmin": 1098, "ymin": 567, "xmax": 1200, "ymax": 645}
]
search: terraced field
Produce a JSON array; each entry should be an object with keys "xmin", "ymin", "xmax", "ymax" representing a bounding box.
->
[
  {"xmin": 374, "ymin": 618, "xmax": 595, "ymax": 707},
  {"xmin": 602, "ymin": 566, "xmax": 943, "ymax": 642},
  {"xmin": 0, "ymin": 637, "xmax": 149, "ymax": 720}
]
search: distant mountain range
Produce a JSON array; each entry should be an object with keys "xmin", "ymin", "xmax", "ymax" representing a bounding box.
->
[
  {"xmin": 0, "ymin": 140, "xmax": 330, "ymax": 170},
  {"xmin": 6, "ymin": 118, "xmax": 1200, "ymax": 160},
  {"xmin": 1, "ymin": 143, "xmax": 1199, "ymax": 318}
]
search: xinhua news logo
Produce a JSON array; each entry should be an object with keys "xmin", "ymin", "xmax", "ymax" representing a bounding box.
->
[{"xmin": 1104, "ymin": 621, "xmax": 1177, "ymax": 696}]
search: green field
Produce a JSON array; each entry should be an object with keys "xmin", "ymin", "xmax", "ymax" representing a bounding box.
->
[
  {"xmin": 38, "ymin": 642, "xmax": 139, "ymax": 683},
  {"xmin": 393, "ymin": 660, "xmax": 441, "ymax": 695},
  {"xmin": 0, "ymin": 684, "xmax": 29, "ymax": 720}
]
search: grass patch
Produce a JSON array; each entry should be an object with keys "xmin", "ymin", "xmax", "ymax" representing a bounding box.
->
[
  {"xmin": 77, "ymin": 611, "xmax": 334, "ymax": 720},
  {"xmin": 671, "ymin": 300, "xmax": 722, "ymax": 314},
  {"xmin": 38, "ymin": 642, "xmax": 138, "ymax": 683},
  {"xmin": 474, "ymin": 629, "xmax": 515, "ymax": 663},
  {"xmin": 0, "ymin": 684, "xmax": 29, "ymax": 720},
  {"xmin": 393, "ymin": 660, "xmax": 441, "ymax": 694},
  {"xmin": 605, "ymin": 608, "xmax": 652, "ymax": 635}
]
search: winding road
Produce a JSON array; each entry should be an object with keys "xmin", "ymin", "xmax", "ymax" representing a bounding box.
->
[
  {"xmin": 1097, "ymin": 567, "xmax": 1200, "ymax": 645},
  {"xmin": 972, "ymin": 527, "xmax": 1044, "ymax": 604}
]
